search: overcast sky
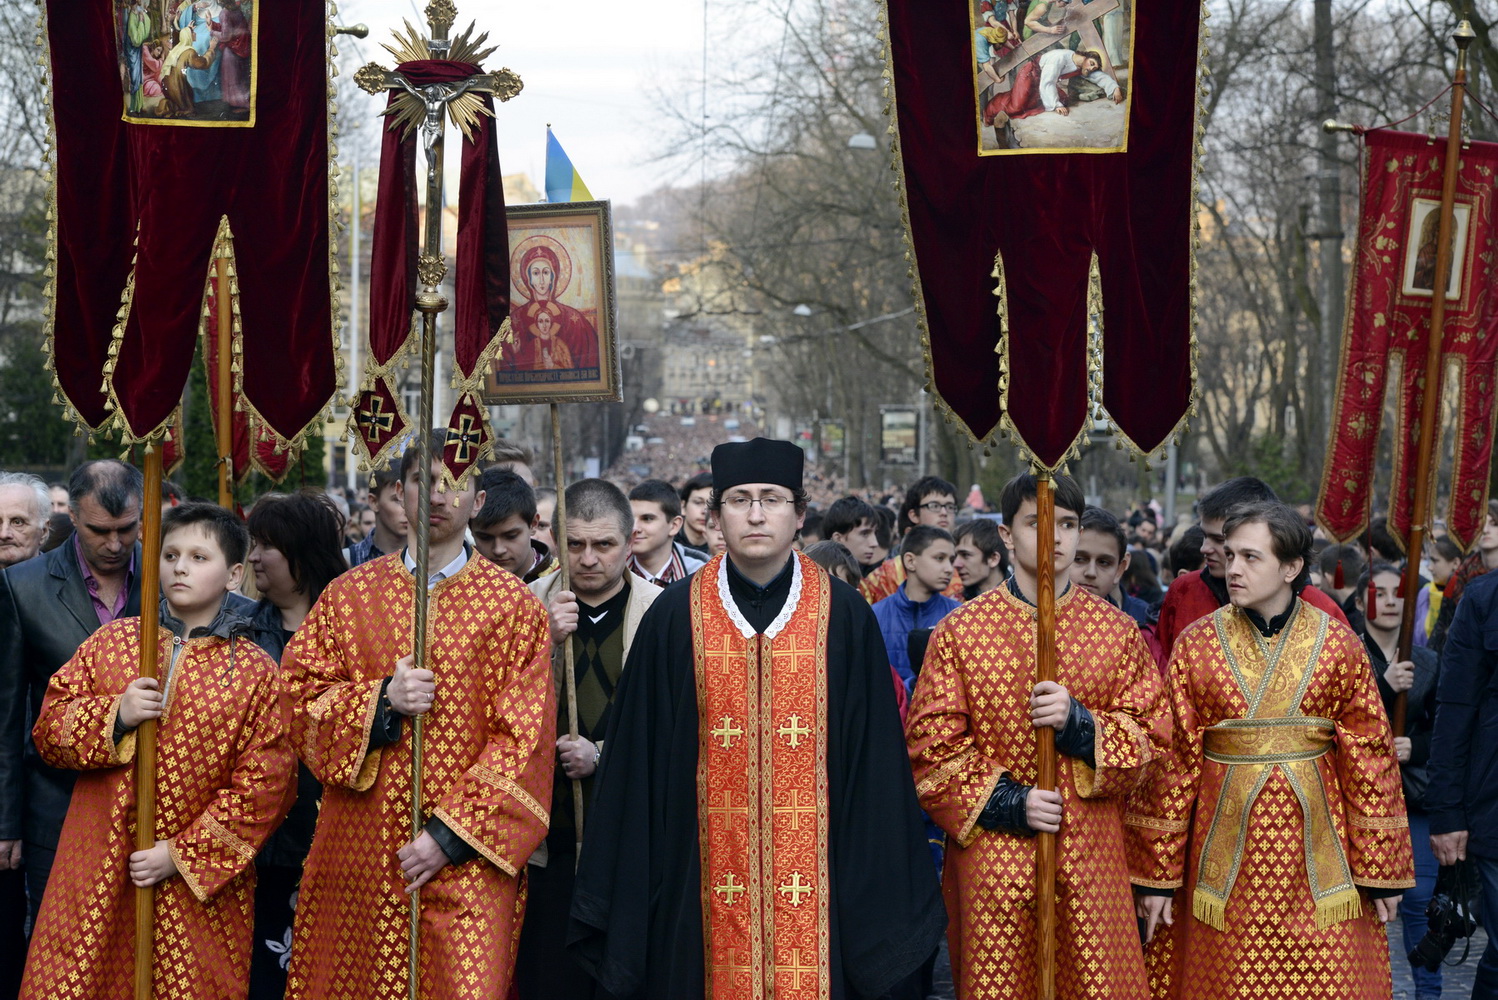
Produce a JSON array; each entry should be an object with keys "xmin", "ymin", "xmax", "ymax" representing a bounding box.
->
[{"xmin": 337, "ymin": 0, "xmax": 707, "ymax": 207}]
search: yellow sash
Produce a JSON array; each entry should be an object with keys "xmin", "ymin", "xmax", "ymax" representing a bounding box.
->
[
  {"xmin": 1192, "ymin": 603, "xmax": 1362, "ymax": 932},
  {"xmin": 692, "ymin": 553, "xmax": 832, "ymax": 1000}
]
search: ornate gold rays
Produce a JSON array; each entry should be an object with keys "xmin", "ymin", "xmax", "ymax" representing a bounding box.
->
[{"xmin": 354, "ymin": 11, "xmax": 523, "ymax": 144}]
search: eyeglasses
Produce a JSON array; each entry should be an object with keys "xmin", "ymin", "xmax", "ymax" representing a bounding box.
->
[
  {"xmin": 919, "ymin": 502, "xmax": 957, "ymax": 514},
  {"xmin": 722, "ymin": 495, "xmax": 792, "ymax": 512}
]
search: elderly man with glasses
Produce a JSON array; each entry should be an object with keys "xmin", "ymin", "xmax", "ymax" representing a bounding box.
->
[{"xmin": 570, "ymin": 438, "xmax": 944, "ymax": 1000}]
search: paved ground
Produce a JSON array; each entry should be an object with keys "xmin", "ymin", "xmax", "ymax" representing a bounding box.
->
[{"xmin": 923, "ymin": 917, "xmax": 1489, "ymax": 998}]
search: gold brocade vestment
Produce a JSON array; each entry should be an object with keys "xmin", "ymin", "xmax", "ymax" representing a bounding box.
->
[
  {"xmin": 1125, "ymin": 601, "xmax": 1414, "ymax": 1000},
  {"xmin": 907, "ymin": 584, "xmax": 1170, "ymax": 1000},
  {"xmin": 693, "ymin": 552, "xmax": 833, "ymax": 1000},
  {"xmin": 282, "ymin": 554, "xmax": 556, "ymax": 1000},
  {"xmin": 21, "ymin": 619, "xmax": 293, "ymax": 1000}
]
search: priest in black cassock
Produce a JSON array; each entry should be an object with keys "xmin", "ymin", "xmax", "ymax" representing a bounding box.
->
[{"xmin": 569, "ymin": 438, "xmax": 944, "ymax": 1000}]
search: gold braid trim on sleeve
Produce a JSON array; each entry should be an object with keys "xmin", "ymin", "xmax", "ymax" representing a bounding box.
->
[
  {"xmin": 956, "ymin": 766, "xmax": 1004, "ymax": 849},
  {"xmin": 1347, "ymin": 814, "xmax": 1409, "ymax": 831},
  {"xmin": 432, "ymin": 807, "xmax": 517, "ymax": 878},
  {"xmin": 1131, "ymin": 876, "xmax": 1184, "ymax": 890},
  {"xmin": 915, "ymin": 746, "xmax": 976, "ymax": 799},
  {"xmin": 201, "ymin": 813, "xmax": 256, "ymax": 863},
  {"xmin": 471, "ymin": 763, "xmax": 550, "ymax": 827},
  {"xmin": 169, "ymin": 841, "xmax": 209, "ymax": 903},
  {"xmin": 1125, "ymin": 812, "xmax": 1188, "ymax": 833},
  {"xmin": 350, "ymin": 679, "xmax": 386, "ymax": 791},
  {"xmin": 1355, "ymin": 877, "xmax": 1417, "ymax": 889},
  {"xmin": 104, "ymin": 696, "xmax": 136, "ymax": 765}
]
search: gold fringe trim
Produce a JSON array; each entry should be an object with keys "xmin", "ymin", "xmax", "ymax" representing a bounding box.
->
[
  {"xmin": 1192, "ymin": 888, "xmax": 1227, "ymax": 932},
  {"xmin": 875, "ymin": 0, "xmax": 1209, "ymax": 471},
  {"xmin": 1348, "ymin": 813, "xmax": 1409, "ymax": 831},
  {"xmin": 1314, "ymin": 886, "xmax": 1363, "ymax": 930}
]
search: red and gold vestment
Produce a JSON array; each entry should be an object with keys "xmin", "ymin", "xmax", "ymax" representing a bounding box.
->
[
  {"xmin": 21, "ymin": 617, "xmax": 293, "ymax": 1000},
  {"xmin": 694, "ymin": 551, "xmax": 831, "ymax": 1000},
  {"xmin": 1126, "ymin": 600, "xmax": 1414, "ymax": 999},
  {"xmin": 908, "ymin": 585, "xmax": 1169, "ymax": 1000},
  {"xmin": 282, "ymin": 554, "xmax": 555, "ymax": 999}
]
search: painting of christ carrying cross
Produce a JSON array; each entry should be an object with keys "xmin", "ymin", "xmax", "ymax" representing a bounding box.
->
[{"xmin": 970, "ymin": 0, "xmax": 1134, "ymax": 154}]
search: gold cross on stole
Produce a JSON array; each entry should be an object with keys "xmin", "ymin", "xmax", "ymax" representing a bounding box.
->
[{"xmin": 776, "ymin": 714, "xmax": 811, "ymax": 749}]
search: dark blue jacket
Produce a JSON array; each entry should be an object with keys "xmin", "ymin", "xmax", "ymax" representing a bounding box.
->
[
  {"xmin": 872, "ymin": 584, "xmax": 960, "ymax": 693},
  {"xmin": 1427, "ymin": 569, "xmax": 1498, "ymax": 853}
]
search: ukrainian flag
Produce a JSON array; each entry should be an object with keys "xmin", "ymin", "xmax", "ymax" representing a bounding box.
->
[{"xmin": 545, "ymin": 128, "xmax": 594, "ymax": 203}]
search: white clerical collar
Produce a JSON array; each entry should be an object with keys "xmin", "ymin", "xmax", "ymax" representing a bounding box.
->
[
  {"xmin": 403, "ymin": 545, "xmax": 469, "ymax": 589},
  {"xmin": 717, "ymin": 553, "xmax": 804, "ymax": 640}
]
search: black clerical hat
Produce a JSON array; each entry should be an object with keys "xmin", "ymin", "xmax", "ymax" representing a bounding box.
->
[{"xmin": 711, "ymin": 438, "xmax": 804, "ymax": 494}]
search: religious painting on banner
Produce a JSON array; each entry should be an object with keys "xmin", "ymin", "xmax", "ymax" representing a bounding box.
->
[
  {"xmin": 116, "ymin": 0, "xmax": 258, "ymax": 126},
  {"xmin": 972, "ymin": 0, "xmax": 1135, "ymax": 155},
  {"xmin": 483, "ymin": 201, "xmax": 622, "ymax": 405},
  {"xmin": 1317, "ymin": 128, "xmax": 1498, "ymax": 552},
  {"xmin": 883, "ymin": 0, "xmax": 1201, "ymax": 471}
]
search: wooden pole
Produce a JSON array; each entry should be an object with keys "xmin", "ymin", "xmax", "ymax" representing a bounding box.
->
[
  {"xmin": 550, "ymin": 404, "xmax": 584, "ymax": 857},
  {"xmin": 215, "ymin": 249, "xmax": 234, "ymax": 510},
  {"xmin": 134, "ymin": 442, "xmax": 164, "ymax": 1000},
  {"xmin": 1034, "ymin": 471, "xmax": 1058, "ymax": 1000},
  {"xmin": 1392, "ymin": 21, "xmax": 1475, "ymax": 737}
]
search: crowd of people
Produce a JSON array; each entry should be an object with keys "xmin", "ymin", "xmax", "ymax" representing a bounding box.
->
[{"xmin": 0, "ymin": 439, "xmax": 1493, "ymax": 999}]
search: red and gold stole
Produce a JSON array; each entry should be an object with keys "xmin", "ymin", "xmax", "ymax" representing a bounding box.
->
[{"xmin": 692, "ymin": 552, "xmax": 832, "ymax": 1000}]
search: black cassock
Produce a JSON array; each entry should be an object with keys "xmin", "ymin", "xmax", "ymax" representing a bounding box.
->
[{"xmin": 568, "ymin": 560, "xmax": 945, "ymax": 999}]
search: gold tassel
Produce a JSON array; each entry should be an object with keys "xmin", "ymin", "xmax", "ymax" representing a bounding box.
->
[
  {"xmin": 1314, "ymin": 888, "xmax": 1362, "ymax": 930},
  {"xmin": 1192, "ymin": 889, "xmax": 1227, "ymax": 932}
]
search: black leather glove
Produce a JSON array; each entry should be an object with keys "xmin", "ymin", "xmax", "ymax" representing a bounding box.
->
[
  {"xmin": 1055, "ymin": 698, "xmax": 1096, "ymax": 769},
  {"xmin": 977, "ymin": 773, "xmax": 1036, "ymax": 837}
]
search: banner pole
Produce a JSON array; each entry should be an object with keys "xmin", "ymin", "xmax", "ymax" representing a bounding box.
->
[
  {"xmin": 134, "ymin": 440, "xmax": 164, "ymax": 1000},
  {"xmin": 1392, "ymin": 20, "xmax": 1475, "ymax": 736},
  {"xmin": 1033, "ymin": 470, "xmax": 1058, "ymax": 1000},
  {"xmin": 551, "ymin": 403, "xmax": 584, "ymax": 859},
  {"xmin": 215, "ymin": 246, "xmax": 234, "ymax": 509}
]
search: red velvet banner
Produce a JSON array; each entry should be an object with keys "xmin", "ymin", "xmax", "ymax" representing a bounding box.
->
[
  {"xmin": 45, "ymin": 1, "xmax": 337, "ymax": 460},
  {"xmin": 1316, "ymin": 129, "xmax": 1498, "ymax": 553},
  {"xmin": 883, "ymin": 0, "xmax": 1201, "ymax": 469},
  {"xmin": 203, "ymin": 259, "xmax": 292, "ymax": 483},
  {"xmin": 353, "ymin": 59, "xmax": 510, "ymax": 488}
]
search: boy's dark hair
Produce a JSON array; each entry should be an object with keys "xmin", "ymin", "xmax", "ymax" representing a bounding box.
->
[
  {"xmin": 629, "ymin": 479, "xmax": 682, "ymax": 520},
  {"xmin": 473, "ymin": 469, "xmax": 537, "ymax": 528},
  {"xmin": 899, "ymin": 475, "xmax": 958, "ymax": 531},
  {"xmin": 1354, "ymin": 561, "xmax": 1401, "ymax": 606},
  {"xmin": 489, "ymin": 441, "xmax": 533, "ymax": 467},
  {"xmin": 823, "ymin": 496, "xmax": 877, "ymax": 539},
  {"xmin": 247, "ymin": 491, "xmax": 347, "ymax": 603},
  {"xmin": 68, "ymin": 459, "xmax": 144, "ymax": 517},
  {"xmin": 566, "ymin": 478, "xmax": 634, "ymax": 539},
  {"xmin": 1198, "ymin": 476, "xmax": 1278, "ymax": 522},
  {"xmin": 803, "ymin": 540, "xmax": 861, "ymax": 582},
  {"xmin": 1317, "ymin": 543, "xmax": 1365, "ymax": 582},
  {"xmin": 1166, "ymin": 525, "xmax": 1205, "ymax": 576},
  {"xmin": 398, "ymin": 429, "xmax": 454, "ymax": 484},
  {"xmin": 953, "ymin": 517, "xmax": 1001, "ymax": 557},
  {"xmin": 161, "ymin": 480, "xmax": 186, "ymax": 505},
  {"xmin": 871, "ymin": 505, "xmax": 896, "ymax": 550},
  {"xmin": 162, "ymin": 501, "xmax": 248, "ymax": 567},
  {"xmin": 799, "ymin": 511, "xmax": 824, "ymax": 541},
  {"xmin": 678, "ymin": 471, "xmax": 714, "ymax": 502},
  {"xmin": 1222, "ymin": 501, "xmax": 1313, "ymax": 586},
  {"xmin": 1367, "ymin": 517, "xmax": 1403, "ymax": 563},
  {"xmin": 1432, "ymin": 534, "xmax": 1462, "ymax": 561},
  {"xmin": 902, "ymin": 525, "xmax": 954, "ymax": 558},
  {"xmin": 998, "ymin": 473, "xmax": 1085, "ymax": 528},
  {"xmin": 1080, "ymin": 506, "xmax": 1128, "ymax": 560}
]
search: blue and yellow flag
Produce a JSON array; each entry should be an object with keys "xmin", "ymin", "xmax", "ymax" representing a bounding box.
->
[{"xmin": 545, "ymin": 128, "xmax": 594, "ymax": 203}]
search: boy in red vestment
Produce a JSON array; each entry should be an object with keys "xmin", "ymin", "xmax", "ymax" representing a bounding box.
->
[
  {"xmin": 908, "ymin": 473, "xmax": 1170, "ymax": 1000},
  {"xmin": 21, "ymin": 503, "xmax": 294, "ymax": 1000}
]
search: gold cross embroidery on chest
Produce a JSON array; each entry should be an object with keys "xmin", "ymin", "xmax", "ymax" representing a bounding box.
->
[
  {"xmin": 713, "ymin": 872, "xmax": 746, "ymax": 905},
  {"xmin": 711, "ymin": 715, "xmax": 745, "ymax": 749},
  {"xmin": 779, "ymin": 947, "xmax": 818, "ymax": 990},
  {"xmin": 776, "ymin": 714, "xmax": 811, "ymax": 748},
  {"xmin": 777, "ymin": 871, "xmax": 814, "ymax": 906},
  {"xmin": 773, "ymin": 788, "xmax": 815, "ymax": 831}
]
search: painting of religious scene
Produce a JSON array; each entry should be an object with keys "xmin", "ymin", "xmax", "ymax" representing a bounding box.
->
[
  {"xmin": 116, "ymin": 1, "xmax": 258, "ymax": 126},
  {"xmin": 484, "ymin": 201, "xmax": 622, "ymax": 405},
  {"xmin": 971, "ymin": 0, "xmax": 1134, "ymax": 155},
  {"xmin": 1400, "ymin": 197, "xmax": 1472, "ymax": 301}
]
